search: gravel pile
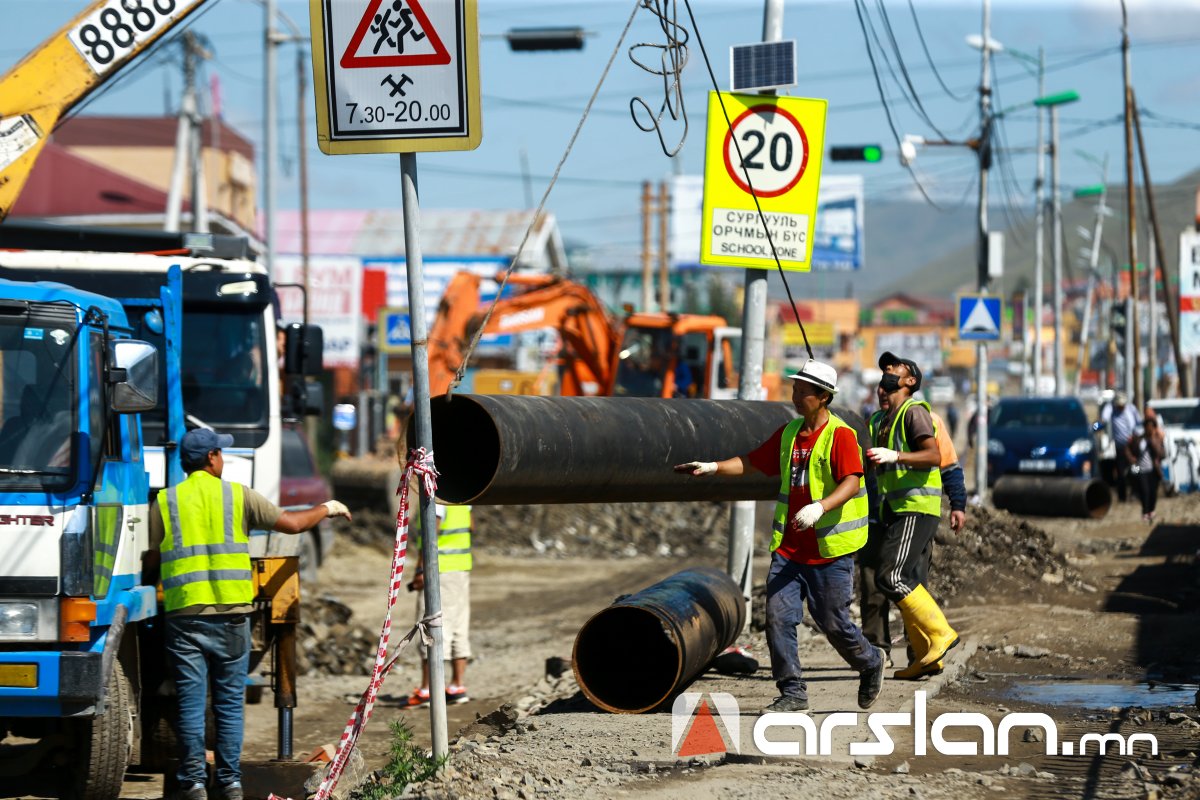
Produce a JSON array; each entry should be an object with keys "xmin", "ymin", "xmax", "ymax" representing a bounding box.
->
[{"xmin": 298, "ymin": 595, "xmax": 376, "ymax": 676}]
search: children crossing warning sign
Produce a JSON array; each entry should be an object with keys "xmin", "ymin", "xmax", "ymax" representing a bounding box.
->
[
  {"xmin": 310, "ymin": 0, "xmax": 481, "ymax": 153},
  {"xmin": 340, "ymin": 0, "xmax": 450, "ymax": 68}
]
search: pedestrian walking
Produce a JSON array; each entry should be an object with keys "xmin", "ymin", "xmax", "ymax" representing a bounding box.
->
[
  {"xmin": 1129, "ymin": 417, "xmax": 1165, "ymax": 523},
  {"xmin": 866, "ymin": 352, "xmax": 959, "ymax": 680},
  {"xmin": 675, "ymin": 359, "xmax": 884, "ymax": 712},
  {"xmin": 145, "ymin": 429, "xmax": 352, "ymax": 800},
  {"xmin": 1102, "ymin": 392, "xmax": 1141, "ymax": 502}
]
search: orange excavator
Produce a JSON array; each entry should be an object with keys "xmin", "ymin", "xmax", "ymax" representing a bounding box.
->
[{"xmin": 428, "ymin": 271, "xmax": 746, "ymax": 399}]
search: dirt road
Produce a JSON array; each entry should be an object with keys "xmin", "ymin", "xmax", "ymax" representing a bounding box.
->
[{"xmin": 15, "ymin": 489, "xmax": 1194, "ymax": 800}]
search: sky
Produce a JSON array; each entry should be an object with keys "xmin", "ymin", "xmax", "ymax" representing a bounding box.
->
[{"xmin": 3, "ymin": 0, "xmax": 1200, "ymax": 267}]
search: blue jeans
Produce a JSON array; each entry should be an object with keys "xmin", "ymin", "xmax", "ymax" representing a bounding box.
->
[
  {"xmin": 165, "ymin": 614, "xmax": 251, "ymax": 788},
  {"xmin": 765, "ymin": 552, "xmax": 880, "ymax": 698}
]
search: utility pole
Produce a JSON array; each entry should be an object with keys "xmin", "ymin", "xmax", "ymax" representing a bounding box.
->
[
  {"xmin": 1050, "ymin": 104, "xmax": 1064, "ymax": 395},
  {"xmin": 166, "ymin": 33, "xmax": 209, "ymax": 233},
  {"xmin": 1031, "ymin": 47, "xmax": 1045, "ymax": 396},
  {"xmin": 1149, "ymin": 239, "xmax": 1157, "ymax": 398},
  {"xmin": 263, "ymin": 0, "xmax": 278, "ymax": 278},
  {"xmin": 297, "ymin": 44, "xmax": 311, "ymax": 325},
  {"xmin": 640, "ymin": 181, "xmax": 655, "ymax": 310},
  {"xmin": 1121, "ymin": 0, "xmax": 1140, "ymax": 405},
  {"xmin": 727, "ymin": 0, "xmax": 780, "ymax": 630},
  {"xmin": 1075, "ymin": 160, "xmax": 1110, "ymax": 396},
  {"xmin": 973, "ymin": 0, "xmax": 992, "ymax": 498},
  {"xmin": 658, "ymin": 180, "xmax": 670, "ymax": 312}
]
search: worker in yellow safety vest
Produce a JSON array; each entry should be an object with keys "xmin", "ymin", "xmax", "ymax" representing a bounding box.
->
[
  {"xmin": 675, "ymin": 359, "xmax": 885, "ymax": 713},
  {"xmin": 865, "ymin": 352, "xmax": 959, "ymax": 680},
  {"xmin": 405, "ymin": 502, "xmax": 474, "ymax": 709},
  {"xmin": 145, "ymin": 428, "xmax": 352, "ymax": 800}
]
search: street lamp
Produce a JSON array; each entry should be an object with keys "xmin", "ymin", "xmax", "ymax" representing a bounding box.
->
[{"xmin": 1033, "ymin": 89, "xmax": 1081, "ymax": 395}]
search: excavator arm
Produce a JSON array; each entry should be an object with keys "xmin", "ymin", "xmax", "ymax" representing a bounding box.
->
[
  {"xmin": 0, "ymin": 0, "xmax": 210, "ymax": 220},
  {"xmin": 427, "ymin": 271, "xmax": 621, "ymax": 396}
]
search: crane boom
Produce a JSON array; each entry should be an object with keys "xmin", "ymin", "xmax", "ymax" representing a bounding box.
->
[{"xmin": 0, "ymin": 0, "xmax": 210, "ymax": 220}]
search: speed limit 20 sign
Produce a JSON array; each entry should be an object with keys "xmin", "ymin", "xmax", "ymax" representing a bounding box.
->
[{"xmin": 700, "ymin": 92, "xmax": 827, "ymax": 270}]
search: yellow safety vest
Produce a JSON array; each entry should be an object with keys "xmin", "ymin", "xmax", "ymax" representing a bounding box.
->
[
  {"xmin": 770, "ymin": 414, "xmax": 868, "ymax": 558},
  {"xmin": 873, "ymin": 397, "xmax": 943, "ymax": 516},
  {"xmin": 158, "ymin": 471, "xmax": 253, "ymax": 612},
  {"xmin": 417, "ymin": 505, "xmax": 473, "ymax": 573}
]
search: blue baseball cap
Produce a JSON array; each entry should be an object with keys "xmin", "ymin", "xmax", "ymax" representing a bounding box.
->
[{"xmin": 180, "ymin": 428, "xmax": 234, "ymax": 465}]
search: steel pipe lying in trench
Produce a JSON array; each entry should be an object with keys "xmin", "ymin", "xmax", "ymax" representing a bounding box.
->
[
  {"xmin": 417, "ymin": 394, "xmax": 867, "ymax": 505},
  {"xmin": 991, "ymin": 475, "xmax": 1112, "ymax": 519},
  {"xmin": 572, "ymin": 567, "xmax": 745, "ymax": 714}
]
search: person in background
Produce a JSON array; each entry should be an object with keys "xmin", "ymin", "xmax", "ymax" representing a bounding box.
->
[
  {"xmin": 674, "ymin": 359, "xmax": 884, "ymax": 713},
  {"xmin": 1102, "ymin": 391, "xmax": 1141, "ymax": 502},
  {"xmin": 1128, "ymin": 416, "xmax": 1165, "ymax": 523}
]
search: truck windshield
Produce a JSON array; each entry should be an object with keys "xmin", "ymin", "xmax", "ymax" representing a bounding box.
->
[
  {"xmin": 0, "ymin": 317, "xmax": 76, "ymax": 489},
  {"xmin": 134, "ymin": 308, "xmax": 269, "ymax": 446},
  {"xmin": 614, "ymin": 327, "xmax": 673, "ymax": 398}
]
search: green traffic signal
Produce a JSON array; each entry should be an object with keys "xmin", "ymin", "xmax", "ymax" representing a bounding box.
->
[{"xmin": 829, "ymin": 145, "xmax": 884, "ymax": 163}]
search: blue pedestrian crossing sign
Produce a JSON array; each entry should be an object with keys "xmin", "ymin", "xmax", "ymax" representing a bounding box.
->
[
  {"xmin": 379, "ymin": 306, "xmax": 412, "ymax": 354},
  {"xmin": 957, "ymin": 295, "xmax": 1002, "ymax": 341}
]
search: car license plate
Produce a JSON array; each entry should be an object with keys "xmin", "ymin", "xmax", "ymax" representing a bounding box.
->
[{"xmin": 1018, "ymin": 459, "xmax": 1057, "ymax": 472}]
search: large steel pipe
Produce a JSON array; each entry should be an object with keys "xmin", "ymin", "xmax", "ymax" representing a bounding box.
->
[
  {"xmin": 420, "ymin": 394, "xmax": 803, "ymax": 505},
  {"xmin": 572, "ymin": 567, "xmax": 745, "ymax": 714},
  {"xmin": 992, "ymin": 475, "xmax": 1112, "ymax": 519}
]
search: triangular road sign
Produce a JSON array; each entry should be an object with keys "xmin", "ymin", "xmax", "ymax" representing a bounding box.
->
[
  {"xmin": 340, "ymin": 0, "xmax": 451, "ymax": 69},
  {"xmin": 962, "ymin": 298, "xmax": 999, "ymax": 334}
]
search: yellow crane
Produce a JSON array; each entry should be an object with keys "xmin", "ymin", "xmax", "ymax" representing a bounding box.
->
[{"xmin": 0, "ymin": 0, "xmax": 210, "ymax": 220}]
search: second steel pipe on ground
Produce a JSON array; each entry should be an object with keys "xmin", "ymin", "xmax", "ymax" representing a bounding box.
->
[
  {"xmin": 418, "ymin": 394, "xmax": 869, "ymax": 505},
  {"xmin": 991, "ymin": 475, "xmax": 1112, "ymax": 519},
  {"xmin": 572, "ymin": 567, "xmax": 745, "ymax": 713}
]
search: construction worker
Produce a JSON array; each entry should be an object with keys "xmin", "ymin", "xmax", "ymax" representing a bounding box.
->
[
  {"xmin": 861, "ymin": 382, "xmax": 966, "ymax": 675},
  {"xmin": 866, "ymin": 352, "xmax": 959, "ymax": 680},
  {"xmin": 675, "ymin": 359, "xmax": 884, "ymax": 713},
  {"xmin": 406, "ymin": 502, "xmax": 473, "ymax": 708},
  {"xmin": 144, "ymin": 428, "xmax": 352, "ymax": 800}
]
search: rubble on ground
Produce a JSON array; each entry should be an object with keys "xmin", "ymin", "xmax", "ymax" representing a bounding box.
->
[{"xmin": 297, "ymin": 595, "xmax": 375, "ymax": 676}]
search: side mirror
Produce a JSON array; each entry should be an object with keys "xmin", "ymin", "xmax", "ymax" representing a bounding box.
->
[
  {"xmin": 284, "ymin": 323, "xmax": 324, "ymax": 377},
  {"xmin": 108, "ymin": 340, "xmax": 158, "ymax": 413},
  {"xmin": 282, "ymin": 377, "xmax": 324, "ymax": 419}
]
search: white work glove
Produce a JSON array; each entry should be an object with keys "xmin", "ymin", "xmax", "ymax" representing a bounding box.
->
[
  {"xmin": 322, "ymin": 500, "xmax": 351, "ymax": 518},
  {"xmin": 867, "ymin": 447, "xmax": 899, "ymax": 465},
  {"xmin": 675, "ymin": 461, "xmax": 718, "ymax": 476},
  {"xmin": 792, "ymin": 502, "xmax": 824, "ymax": 530}
]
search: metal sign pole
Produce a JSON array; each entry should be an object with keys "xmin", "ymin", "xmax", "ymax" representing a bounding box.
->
[{"xmin": 399, "ymin": 152, "xmax": 449, "ymax": 759}]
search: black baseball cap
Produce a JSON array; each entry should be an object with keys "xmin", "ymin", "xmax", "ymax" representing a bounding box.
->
[{"xmin": 878, "ymin": 351, "xmax": 922, "ymax": 391}]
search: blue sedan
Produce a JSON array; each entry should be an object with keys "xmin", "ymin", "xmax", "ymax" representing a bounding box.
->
[{"xmin": 987, "ymin": 397, "xmax": 1097, "ymax": 487}]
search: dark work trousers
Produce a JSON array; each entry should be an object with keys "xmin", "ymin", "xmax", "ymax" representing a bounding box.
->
[
  {"xmin": 765, "ymin": 552, "xmax": 881, "ymax": 700},
  {"xmin": 1134, "ymin": 468, "xmax": 1161, "ymax": 516},
  {"xmin": 860, "ymin": 519, "xmax": 936, "ymax": 657},
  {"xmin": 1114, "ymin": 449, "xmax": 1132, "ymax": 502},
  {"xmin": 875, "ymin": 507, "xmax": 939, "ymax": 603}
]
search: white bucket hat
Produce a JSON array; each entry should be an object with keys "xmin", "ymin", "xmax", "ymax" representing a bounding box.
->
[{"xmin": 786, "ymin": 358, "xmax": 838, "ymax": 395}]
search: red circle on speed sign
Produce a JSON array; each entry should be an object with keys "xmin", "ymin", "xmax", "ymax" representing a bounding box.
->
[{"xmin": 722, "ymin": 104, "xmax": 810, "ymax": 198}]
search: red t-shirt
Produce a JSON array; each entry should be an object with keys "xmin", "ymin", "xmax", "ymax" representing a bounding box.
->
[{"xmin": 747, "ymin": 420, "xmax": 864, "ymax": 565}]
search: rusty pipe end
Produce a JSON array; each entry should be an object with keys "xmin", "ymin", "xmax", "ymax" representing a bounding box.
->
[
  {"xmin": 1084, "ymin": 478, "xmax": 1113, "ymax": 519},
  {"xmin": 572, "ymin": 605, "xmax": 683, "ymax": 714}
]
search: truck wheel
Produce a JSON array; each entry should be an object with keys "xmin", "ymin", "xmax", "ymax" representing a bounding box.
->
[
  {"xmin": 135, "ymin": 694, "xmax": 176, "ymax": 772},
  {"xmin": 298, "ymin": 531, "xmax": 320, "ymax": 586},
  {"xmin": 70, "ymin": 660, "xmax": 133, "ymax": 800}
]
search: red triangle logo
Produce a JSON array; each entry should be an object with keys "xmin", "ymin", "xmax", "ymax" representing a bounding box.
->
[
  {"xmin": 675, "ymin": 701, "xmax": 728, "ymax": 757},
  {"xmin": 340, "ymin": 0, "xmax": 451, "ymax": 69}
]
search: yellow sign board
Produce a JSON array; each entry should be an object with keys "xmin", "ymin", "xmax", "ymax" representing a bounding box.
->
[
  {"xmin": 783, "ymin": 322, "xmax": 835, "ymax": 347},
  {"xmin": 701, "ymin": 92, "xmax": 827, "ymax": 270},
  {"xmin": 309, "ymin": 0, "xmax": 482, "ymax": 154}
]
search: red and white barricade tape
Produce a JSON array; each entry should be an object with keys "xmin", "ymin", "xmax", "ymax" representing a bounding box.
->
[{"xmin": 269, "ymin": 447, "xmax": 440, "ymax": 800}]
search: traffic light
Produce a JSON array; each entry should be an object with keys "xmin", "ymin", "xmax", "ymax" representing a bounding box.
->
[
  {"xmin": 1111, "ymin": 298, "xmax": 1129, "ymax": 359},
  {"xmin": 829, "ymin": 145, "xmax": 883, "ymax": 163}
]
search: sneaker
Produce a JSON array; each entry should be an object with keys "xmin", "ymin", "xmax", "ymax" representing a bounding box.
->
[
  {"xmin": 219, "ymin": 784, "xmax": 243, "ymax": 800},
  {"xmin": 180, "ymin": 785, "xmax": 207, "ymax": 800},
  {"xmin": 858, "ymin": 646, "xmax": 886, "ymax": 709},
  {"xmin": 403, "ymin": 687, "xmax": 431, "ymax": 709},
  {"xmin": 764, "ymin": 695, "xmax": 809, "ymax": 713},
  {"xmin": 446, "ymin": 684, "xmax": 470, "ymax": 705}
]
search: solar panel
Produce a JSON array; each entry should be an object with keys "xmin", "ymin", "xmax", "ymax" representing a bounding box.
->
[{"xmin": 730, "ymin": 40, "xmax": 796, "ymax": 93}]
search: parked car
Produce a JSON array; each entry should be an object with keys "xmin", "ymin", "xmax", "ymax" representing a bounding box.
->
[
  {"xmin": 280, "ymin": 423, "xmax": 334, "ymax": 584},
  {"xmin": 1148, "ymin": 397, "xmax": 1200, "ymax": 493},
  {"xmin": 986, "ymin": 397, "xmax": 1097, "ymax": 487},
  {"xmin": 925, "ymin": 376, "xmax": 956, "ymax": 405}
]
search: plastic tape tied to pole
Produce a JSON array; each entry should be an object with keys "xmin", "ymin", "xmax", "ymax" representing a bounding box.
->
[{"xmin": 268, "ymin": 448, "xmax": 439, "ymax": 800}]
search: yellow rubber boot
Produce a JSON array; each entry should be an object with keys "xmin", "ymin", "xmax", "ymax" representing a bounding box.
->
[
  {"xmin": 897, "ymin": 585, "xmax": 958, "ymax": 672},
  {"xmin": 893, "ymin": 606, "xmax": 930, "ymax": 680}
]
